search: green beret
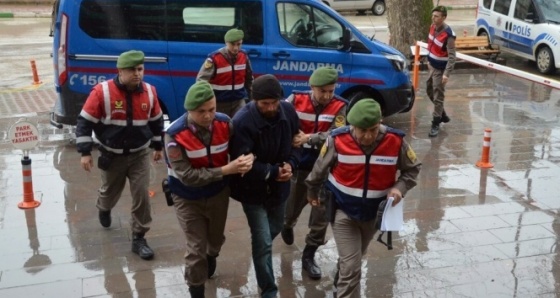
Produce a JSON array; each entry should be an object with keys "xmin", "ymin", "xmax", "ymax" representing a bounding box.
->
[
  {"xmin": 116, "ymin": 50, "xmax": 144, "ymax": 69},
  {"xmin": 184, "ymin": 81, "xmax": 215, "ymax": 111},
  {"xmin": 347, "ymin": 99, "xmax": 382, "ymax": 128},
  {"xmin": 432, "ymin": 5, "xmax": 447, "ymax": 16},
  {"xmin": 224, "ymin": 29, "xmax": 244, "ymax": 43},
  {"xmin": 309, "ymin": 67, "xmax": 338, "ymax": 86}
]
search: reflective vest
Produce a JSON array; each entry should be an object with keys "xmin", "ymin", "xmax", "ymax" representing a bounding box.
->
[
  {"xmin": 326, "ymin": 126, "xmax": 402, "ymax": 221},
  {"xmin": 78, "ymin": 79, "xmax": 162, "ymax": 154},
  {"xmin": 166, "ymin": 113, "xmax": 231, "ymax": 200},
  {"xmin": 208, "ymin": 50, "xmax": 248, "ymax": 102},
  {"xmin": 427, "ymin": 24, "xmax": 455, "ymax": 70},
  {"xmin": 292, "ymin": 91, "xmax": 347, "ymax": 170}
]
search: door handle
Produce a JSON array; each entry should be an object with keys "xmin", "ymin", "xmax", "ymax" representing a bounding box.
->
[
  {"xmin": 247, "ymin": 49, "xmax": 261, "ymax": 58},
  {"xmin": 272, "ymin": 51, "xmax": 290, "ymax": 58}
]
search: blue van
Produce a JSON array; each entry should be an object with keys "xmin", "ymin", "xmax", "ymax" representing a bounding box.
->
[{"xmin": 50, "ymin": 0, "xmax": 413, "ymax": 126}]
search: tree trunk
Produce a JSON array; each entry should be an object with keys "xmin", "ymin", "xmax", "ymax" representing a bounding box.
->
[{"xmin": 386, "ymin": 0, "xmax": 434, "ymax": 56}]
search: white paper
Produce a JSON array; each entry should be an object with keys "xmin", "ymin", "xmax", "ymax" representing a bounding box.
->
[{"xmin": 380, "ymin": 197, "xmax": 404, "ymax": 232}]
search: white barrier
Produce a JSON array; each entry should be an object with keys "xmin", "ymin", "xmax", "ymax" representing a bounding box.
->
[{"xmin": 416, "ymin": 41, "xmax": 560, "ymax": 90}]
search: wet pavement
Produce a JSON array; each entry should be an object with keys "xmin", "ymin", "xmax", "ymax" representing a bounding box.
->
[
  {"xmin": 1, "ymin": 70, "xmax": 560, "ymax": 297},
  {"xmin": 2, "ymin": 2, "xmax": 560, "ymax": 298}
]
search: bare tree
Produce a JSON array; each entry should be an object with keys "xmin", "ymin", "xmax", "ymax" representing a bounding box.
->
[{"xmin": 386, "ymin": 0, "xmax": 434, "ymax": 56}]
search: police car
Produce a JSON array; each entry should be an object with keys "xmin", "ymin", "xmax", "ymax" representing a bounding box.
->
[{"xmin": 476, "ymin": 0, "xmax": 560, "ymax": 74}]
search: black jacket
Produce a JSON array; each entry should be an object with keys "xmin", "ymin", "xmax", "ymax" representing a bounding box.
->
[{"xmin": 229, "ymin": 101, "xmax": 301, "ymax": 207}]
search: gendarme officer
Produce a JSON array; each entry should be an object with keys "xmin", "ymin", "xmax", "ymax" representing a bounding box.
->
[
  {"xmin": 76, "ymin": 50, "xmax": 164, "ymax": 260},
  {"xmin": 197, "ymin": 28, "xmax": 253, "ymax": 118}
]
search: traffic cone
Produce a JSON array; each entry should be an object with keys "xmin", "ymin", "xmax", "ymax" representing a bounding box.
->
[
  {"xmin": 30, "ymin": 60, "xmax": 42, "ymax": 85},
  {"xmin": 18, "ymin": 156, "xmax": 41, "ymax": 209},
  {"xmin": 476, "ymin": 128, "xmax": 494, "ymax": 168}
]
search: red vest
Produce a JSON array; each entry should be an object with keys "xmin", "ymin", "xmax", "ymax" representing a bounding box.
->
[
  {"xmin": 209, "ymin": 51, "xmax": 248, "ymax": 101},
  {"xmin": 329, "ymin": 132, "xmax": 401, "ymax": 198},
  {"xmin": 293, "ymin": 92, "xmax": 346, "ymax": 134},
  {"xmin": 427, "ymin": 24, "xmax": 453, "ymax": 69},
  {"xmin": 173, "ymin": 120, "xmax": 230, "ymax": 169}
]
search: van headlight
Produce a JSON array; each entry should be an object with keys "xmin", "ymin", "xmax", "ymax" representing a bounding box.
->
[{"xmin": 382, "ymin": 52, "xmax": 408, "ymax": 72}]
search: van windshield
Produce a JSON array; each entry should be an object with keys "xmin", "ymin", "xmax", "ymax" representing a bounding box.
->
[{"xmin": 535, "ymin": 0, "xmax": 560, "ymax": 23}]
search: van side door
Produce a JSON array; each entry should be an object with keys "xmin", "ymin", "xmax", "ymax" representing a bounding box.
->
[{"xmin": 268, "ymin": 2, "xmax": 350, "ymax": 93}]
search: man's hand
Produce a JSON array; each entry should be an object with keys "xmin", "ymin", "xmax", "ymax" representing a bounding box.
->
[
  {"xmin": 153, "ymin": 150, "xmax": 163, "ymax": 163},
  {"xmin": 387, "ymin": 188, "xmax": 403, "ymax": 206},
  {"xmin": 81, "ymin": 155, "xmax": 93, "ymax": 172},
  {"xmin": 442, "ymin": 75, "xmax": 449, "ymax": 85},
  {"xmin": 276, "ymin": 162, "xmax": 293, "ymax": 182},
  {"xmin": 292, "ymin": 130, "xmax": 310, "ymax": 148},
  {"xmin": 223, "ymin": 153, "xmax": 254, "ymax": 176}
]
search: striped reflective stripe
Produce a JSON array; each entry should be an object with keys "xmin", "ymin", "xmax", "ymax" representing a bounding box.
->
[
  {"xmin": 146, "ymin": 83, "xmax": 154, "ymax": 107},
  {"xmin": 79, "ymin": 110, "xmax": 99, "ymax": 123},
  {"xmin": 337, "ymin": 154, "xmax": 365, "ymax": 164},
  {"xmin": 150, "ymin": 110, "xmax": 163, "ymax": 121},
  {"xmin": 100, "ymin": 119, "xmax": 149, "ymax": 126},
  {"xmin": 186, "ymin": 141, "xmax": 228, "ymax": 158},
  {"xmin": 297, "ymin": 111, "xmax": 315, "ymax": 121},
  {"xmin": 303, "ymin": 143, "xmax": 312, "ymax": 149},
  {"xmin": 318, "ymin": 114, "xmax": 335, "ymax": 122},
  {"xmin": 100, "ymin": 140, "xmax": 150, "ymax": 154},
  {"xmin": 152, "ymin": 135, "xmax": 162, "ymax": 141},
  {"xmin": 23, "ymin": 176, "xmax": 33, "ymax": 182},
  {"xmin": 76, "ymin": 136, "xmax": 93, "ymax": 144},
  {"xmin": 102, "ymin": 81, "xmax": 112, "ymax": 119},
  {"xmin": 328, "ymin": 174, "xmax": 389, "ymax": 198},
  {"xmin": 211, "ymin": 83, "xmax": 244, "ymax": 90},
  {"xmin": 216, "ymin": 65, "xmax": 233, "ymax": 74},
  {"xmin": 428, "ymin": 53, "xmax": 449, "ymax": 61}
]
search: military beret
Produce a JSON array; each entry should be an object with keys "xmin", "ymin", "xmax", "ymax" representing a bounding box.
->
[
  {"xmin": 184, "ymin": 81, "xmax": 215, "ymax": 111},
  {"xmin": 309, "ymin": 67, "xmax": 338, "ymax": 86},
  {"xmin": 347, "ymin": 99, "xmax": 382, "ymax": 128},
  {"xmin": 116, "ymin": 50, "xmax": 144, "ymax": 69},
  {"xmin": 224, "ymin": 29, "xmax": 244, "ymax": 43},
  {"xmin": 432, "ymin": 6, "xmax": 448, "ymax": 16},
  {"xmin": 252, "ymin": 74, "xmax": 284, "ymax": 101}
]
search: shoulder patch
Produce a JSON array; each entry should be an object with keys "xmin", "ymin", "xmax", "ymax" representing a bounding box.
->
[
  {"xmin": 204, "ymin": 58, "xmax": 213, "ymax": 69},
  {"xmin": 334, "ymin": 115, "xmax": 345, "ymax": 128},
  {"xmin": 166, "ymin": 142, "xmax": 182, "ymax": 160},
  {"xmin": 406, "ymin": 145, "xmax": 417, "ymax": 163}
]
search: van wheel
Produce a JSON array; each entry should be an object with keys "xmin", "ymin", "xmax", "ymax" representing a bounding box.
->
[
  {"xmin": 372, "ymin": 0, "xmax": 385, "ymax": 16},
  {"xmin": 536, "ymin": 46, "xmax": 556, "ymax": 74}
]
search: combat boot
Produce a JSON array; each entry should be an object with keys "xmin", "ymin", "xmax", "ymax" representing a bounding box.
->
[
  {"xmin": 441, "ymin": 110, "xmax": 450, "ymax": 123},
  {"xmin": 428, "ymin": 116, "xmax": 442, "ymax": 138},
  {"xmin": 132, "ymin": 233, "xmax": 154, "ymax": 260},
  {"xmin": 281, "ymin": 226, "xmax": 294, "ymax": 245},
  {"xmin": 98, "ymin": 210, "xmax": 111, "ymax": 228},
  {"xmin": 189, "ymin": 284, "xmax": 205, "ymax": 298},
  {"xmin": 302, "ymin": 245, "xmax": 321, "ymax": 280}
]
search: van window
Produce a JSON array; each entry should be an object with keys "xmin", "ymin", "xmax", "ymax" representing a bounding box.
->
[
  {"xmin": 513, "ymin": 0, "xmax": 534, "ymax": 21},
  {"xmin": 168, "ymin": 1, "xmax": 263, "ymax": 44},
  {"xmin": 493, "ymin": 0, "xmax": 512, "ymax": 15},
  {"xmin": 79, "ymin": 0, "xmax": 166, "ymax": 40},
  {"xmin": 277, "ymin": 3, "xmax": 343, "ymax": 49},
  {"xmin": 482, "ymin": 0, "xmax": 492, "ymax": 9}
]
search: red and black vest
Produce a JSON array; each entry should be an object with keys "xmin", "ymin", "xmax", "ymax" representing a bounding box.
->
[
  {"xmin": 165, "ymin": 113, "xmax": 231, "ymax": 200},
  {"xmin": 427, "ymin": 24, "xmax": 455, "ymax": 70},
  {"xmin": 326, "ymin": 126, "xmax": 402, "ymax": 221},
  {"xmin": 292, "ymin": 91, "xmax": 347, "ymax": 170},
  {"xmin": 208, "ymin": 50, "xmax": 248, "ymax": 102}
]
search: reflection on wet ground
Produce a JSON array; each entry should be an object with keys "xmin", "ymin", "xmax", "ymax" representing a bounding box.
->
[{"xmin": 1, "ymin": 70, "xmax": 560, "ymax": 297}]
